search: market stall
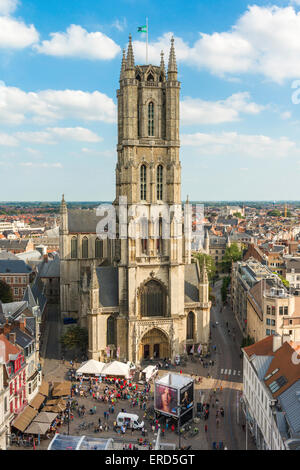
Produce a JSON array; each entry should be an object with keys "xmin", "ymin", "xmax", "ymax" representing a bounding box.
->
[{"xmin": 76, "ymin": 359, "xmax": 105, "ymax": 377}]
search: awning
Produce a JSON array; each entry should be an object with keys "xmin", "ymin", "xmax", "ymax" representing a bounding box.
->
[
  {"xmin": 43, "ymin": 398, "xmax": 66, "ymax": 413},
  {"xmin": 52, "ymin": 382, "xmax": 71, "ymax": 397},
  {"xmin": 38, "ymin": 381, "xmax": 49, "ymax": 397},
  {"xmin": 29, "ymin": 393, "xmax": 46, "ymax": 410},
  {"xmin": 24, "ymin": 421, "xmax": 50, "ymax": 435},
  {"xmin": 33, "ymin": 412, "xmax": 57, "ymax": 424},
  {"xmin": 12, "ymin": 406, "xmax": 38, "ymax": 432}
]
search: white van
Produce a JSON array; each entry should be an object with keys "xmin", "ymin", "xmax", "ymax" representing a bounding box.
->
[{"xmin": 116, "ymin": 412, "xmax": 144, "ymax": 430}]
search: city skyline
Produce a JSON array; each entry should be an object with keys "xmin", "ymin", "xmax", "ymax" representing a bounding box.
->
[{"xmin": 1, "ymin": 0, "xmax": 300, "ymax": 200}]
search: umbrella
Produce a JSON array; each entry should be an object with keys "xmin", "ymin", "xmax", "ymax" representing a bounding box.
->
[
  {"xmin": 33, "ymin": 412, "xmax": 58, "ymax": 424},
  {"xmin": 24, "ymin": 422, "xmax": 50, "ymax": 435}
]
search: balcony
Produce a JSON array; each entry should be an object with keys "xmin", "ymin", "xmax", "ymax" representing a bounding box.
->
[{"xmin": 264, "ymin": 289, "xmax": 292, "ymax": 299}]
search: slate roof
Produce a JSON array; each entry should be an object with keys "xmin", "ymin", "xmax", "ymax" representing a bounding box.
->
[
  {"xmin": 278, "ymin": 379, "xmax": 300, "ymax": 435},
  {"xmin": 184, "ymin": 263, "xmax": 200, "ymax": 303},
  {"xmin": 38, "ymin": 255, "xmax": 60, "ymax": 278},
  {"xmin": 11, "ymin": 327, "xmax": 33, "ymax": 348},
  {"xmin": 0, "ymin": 301, "xmax": 29, "ymax": 322},
  {"xmin": 68, "ymin": 209, "xmax": 105, "ymax": 234},
  {"xmin": 251, "ymin": 354, "xmax": 274, "ymax": 381},
  {"xmin": 31, "ymin": 277, "xmax": 47, "ymax": 313},
  {"xmin": 0, "ymin": 239, "xmax": 31, "ymax": 250},
  {"xmin": 23, "ymin": 285, "xmax": 37, "ymax": 308},
  {"xmin": 96, "ymin": 266, "xmax": 119, "ymax": 307},
  {"xmin": 0, "ymin": 250, "xmax": 18, "ymax": 260},
  {"xmin": 0, "ymin": 259, "xmax": 32, "ymax": 274},
  {"xmin": 25, "ymin": 317, "xmax": 36, "ymax": 337}
]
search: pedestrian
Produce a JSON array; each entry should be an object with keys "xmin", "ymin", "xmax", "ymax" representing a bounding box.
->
[{"xmin": 205, "ymin": 424, "xmax": 208, "ymax": 433}]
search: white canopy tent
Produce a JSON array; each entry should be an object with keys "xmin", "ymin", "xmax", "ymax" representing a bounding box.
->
[
  {"xmin": 76, "ymin": 359, "xmax": 105, "ymax": 376},
  {"xmin": 101, "ymin": 361, "xmax": 130, "ymax": 379}
]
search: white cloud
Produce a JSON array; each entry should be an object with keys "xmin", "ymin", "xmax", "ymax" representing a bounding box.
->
[
  {"xmin": 181, "ymin": 131, "xmax": 299, "ymax": 159},
  {"xmin": 35, "ymin": 24, "xmax": 120, "ymax": 60},
  {"xmin": 20, "ymin": 162, "xmax": 62, "ymax": 168},
  {"xmin": 134, "ymin": 6, "xmax": 300, "ymax": 83},
  {"xmin": 281, "ymin": 111, "xmax": 292, "ymax": 120},
  {"xmin": 0, "ymin": 15, "xmax": 38, "ymax": 49},
  {"xmin": 181, "ymin": 92, "xmax": 264, "ymax": 125},
  {"xmin": 0, "ymin": 0, "xmax": 18, "ymax": 15},
  {"xmin": 16, "ymin": 127, "xmax": 102, "ymax": 145},
  {"xmin": 112, "ymin": 18, "xmax": 127, "ymax": 32},
  {"xmin": 48, "ymin": 127, "xmax": 102, "ymax": 143},
  {"xmin": 0, "ymin": 82, "xmax": 116, "ymax": 125},
  {"xmin": 0, "ymin": 132, "xmax": 18, "ymax": 146}
]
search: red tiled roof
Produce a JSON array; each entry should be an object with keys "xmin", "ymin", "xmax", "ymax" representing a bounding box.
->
[
  {"xmin": 243, "ymin": 335, "xmax": 274, "ymax": 358},
  {"xmin": 0, "ymin": 333, "xmax": 21, "ymax": 362}
]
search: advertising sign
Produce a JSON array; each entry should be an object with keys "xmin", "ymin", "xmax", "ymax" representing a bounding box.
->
[
  {"xmin": 179, "ymin": 382, "xmax": 194, "ymax": 416},
  {"xmin": 154, "ymin": 383, "xmax": 178, "ymax": 417}
]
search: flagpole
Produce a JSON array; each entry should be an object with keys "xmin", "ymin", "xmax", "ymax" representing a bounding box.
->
[{"xmin": 146, "ymin": 17, "xmax": 148, "ymax": 64}]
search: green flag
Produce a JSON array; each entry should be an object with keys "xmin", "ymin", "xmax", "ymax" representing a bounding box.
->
[{"xmin": 137, "ymin": 25, "xmax": 147, "ymax": 33}]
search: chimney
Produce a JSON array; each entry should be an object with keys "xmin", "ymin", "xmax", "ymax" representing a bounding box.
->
[
  {"xmin": 272, "ymin": 334, "xmax": 282, "ymax": 353},
  {"xmin": 9, "ymin": 332, "xmax": 16, "ymax": 344},
  {"xmin": 3, "ymin": 322, "xmax": 11, "ymax": 335},
  {"xmin": 18, "ymin": 318, "xmax": 26, "ymax": 332}
]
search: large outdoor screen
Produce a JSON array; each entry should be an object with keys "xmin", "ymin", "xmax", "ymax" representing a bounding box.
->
[
  {"xmin": 154, "ymin": 383, "xmax": 178, "ymax": 417},
  {"xmin": 179, "ymin": 382, "xmax": 194, "ymax": 416}
]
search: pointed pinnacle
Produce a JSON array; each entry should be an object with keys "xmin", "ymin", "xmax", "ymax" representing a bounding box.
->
[
  {"xmin": 120, "ymin": 48, "xmax": 126, "ymax": 78},
  {"xmin": 126, "ymin": 34, "xmax": 135, "ymax": 69},
  {"xmin": 168, "ymin": 36, "xmax": 177, "ymax": 73},
  {"xmin": 160, "ymin": 50, "xmax": 165, "ymax": 71}
]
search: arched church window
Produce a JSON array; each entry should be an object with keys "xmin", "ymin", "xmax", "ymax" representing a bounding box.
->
[
  {"xmin": 140, "ymin": 164, "xmax": 147, "ymax": 201},
  {"xmin": 157, "ymin": 165, "xmax": 163, "ymax": 200},
  {"xmin": 71, "ymin": 237, "xmax": 78, "ymax": 259},
  {"xmin": 187, "ymin": 311, "xmax": 194, "ymax": 340},
  {"xmin": 148, "ymin": 102, "xmax": 154, "ymax": 136},
  {"xmin": 95, "ymin": 238, "xmax": 103, "ymax": 258},
  {"xmin": 141, "ymin": 280, "xmax": 166, "ymax": 317},
  {"xmin": 147, "ymin": 73, "xmax": 154, "ymax": 82},
  {"xmin": 82, "ymin": 237, "xmax": 88, "ymax": 259},
  {"xmin": 136, "ymin": 73, "xmax": 141, "ymax": 81},
  {"xmin": 157, "ymin": 216, "xmax": 163, "ymax": 254},
  {"xmin": 107, "ymin": 315, "xmax": 115, "ymax": 345}
]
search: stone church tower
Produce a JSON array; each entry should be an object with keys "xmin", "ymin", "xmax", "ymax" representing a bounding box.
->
[{"xmin": 59, "ymin": 36, "xmax": 211, "ymax": 364}]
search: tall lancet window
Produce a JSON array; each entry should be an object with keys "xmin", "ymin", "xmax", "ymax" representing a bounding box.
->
[
  {"xmin": 82, "ymin": 237, "xmax": 88, "ymax": 259},
  {"xmin": 157, "ymin": 165, "xmax": 163, "ymax": 200},
  {"xmin": 148, "ymin": 102, "xmax": 154, "ymax": 136},
  {"xmin": 140, "ymin": 164, "xmax": 147, "ymax": 201}
]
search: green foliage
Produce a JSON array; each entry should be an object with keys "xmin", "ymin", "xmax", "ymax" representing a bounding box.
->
[
  {"xmin": 0, "ymin": 280, "xmax": 13, "ymax": 303},
  {"xmin": 221, "ymin": 276, "xmax": 231, "ymax": 303},
  {"xmin": 241, "ymin": 335, "xmax": 255, "ymax": 348},
  {"xmin": 273, "ymin": 273, "xmax": 290, "ymax": 288},
  {"xmin": 221, "ymin": 243, "xmax": 243, "ymax": 273},
  {"xmin": 233, "ymin": 212, "xmax": 244, "ymax": 219},
  {"xmin": 267, "ymin": 209, "xmax": 281, "ymax": 217},
  {"xmin": 60, "ymin": 325, "xmax": 88, "ymax": 352},
  {"xmin": 194, "ymin": 252, "xmax": 216, "ymax": 281}
]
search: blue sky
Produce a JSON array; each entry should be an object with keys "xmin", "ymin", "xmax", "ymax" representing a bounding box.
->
[{"xmin": 1, "ymin": 0, "xmax": 300, "ymax": 201}]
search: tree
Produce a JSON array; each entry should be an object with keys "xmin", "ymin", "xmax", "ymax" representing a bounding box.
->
[
  {"xmin": 221, "ymin": 243, "xmax": 243, "ymax": 273},
  {"xmin": 267, "ymin": 209, "xmax": 281, "ymax": 217},
  {"xmin": 0, "ymin": 280, "xmax": 13, "ymax": 303},
  {"xmin": 60, "ymin": 326, "xmax": 88, "ymax": 353},
  {"xmin": 233, "ymin": 212, "xmax": 244, "ymax": 219},
  {"xmin": 221, "ymin": 276, "xmax": 231, "ymax": 303},
  {"xmin": 194, "ymin": 253, "xmax": 216, "ymax": 281},
  {"xmin": 241, "ymin": 335, "xmax": 255, "ymax": 348}
]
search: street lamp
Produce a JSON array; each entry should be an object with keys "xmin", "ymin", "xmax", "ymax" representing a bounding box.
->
[{"xmin": 177, "ymin": 406, "xmax": 182, "ymax": 450}]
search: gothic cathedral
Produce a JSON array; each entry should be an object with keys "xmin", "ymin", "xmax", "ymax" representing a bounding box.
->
[{"xmin": 59, "ymin": 36, "xmax": 211, "ymax": 364}]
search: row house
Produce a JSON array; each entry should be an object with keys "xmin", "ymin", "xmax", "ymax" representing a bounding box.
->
[
  {"xmin": 0, "ymin": 333, "xmax": 27, "ymax": 448},
  {"xmin": 243, "ymin": 335, "xmax": 300, "ymax": 450},
  {"xmin": 0, "ymin": 259, "xmax": 33, "ymax": 301}
]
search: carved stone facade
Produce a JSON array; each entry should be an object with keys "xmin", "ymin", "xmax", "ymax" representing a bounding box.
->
[{"xmin": 59, "ymin": 37, "xmax": 211, "ymax": 364}]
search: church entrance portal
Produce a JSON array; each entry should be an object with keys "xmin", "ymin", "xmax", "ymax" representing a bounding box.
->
[{"xmin": 139, "ymin": 328, "xmax": 170, "ymax": 361}]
